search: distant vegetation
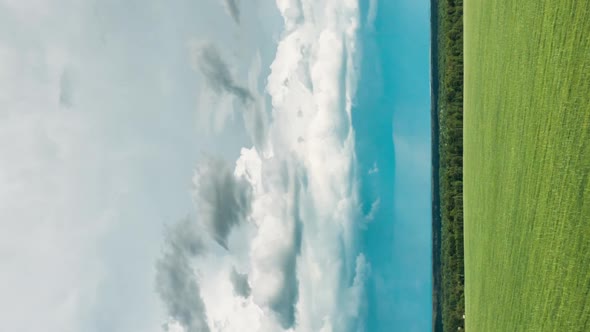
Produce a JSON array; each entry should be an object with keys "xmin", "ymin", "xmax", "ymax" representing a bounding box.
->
[
  {"xmin": 432, "ymin": 0, "xmax": 465, "ymax": 331},
  {"xmin": 464, "ymin": 0, "xmax": 590, "ymax": 331}
]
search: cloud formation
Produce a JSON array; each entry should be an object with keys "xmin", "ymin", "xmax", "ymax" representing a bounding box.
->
[
  {"xmin": 0, "ymin": 1, "xmax": 284, "ymax": 332},
  {"xmin": 222, "ymin": 0, "xmax": 241, "ymax": 24},
  {"xmin": 155, "ymin": 219, "xmax": 210, "ymax": 332},
  {"xmin": 365, "ymin": 198, "xmax": 380, "ymax": 222},
  {"xmin": 367, "ymin": 0, "xmax": 379, "ymax": 30},
  {"xmin": 156, "ymin": 1, "xmax": 368, "ymax": 331},
  {"xmin": 192, "ymin": 158, "xmax": 252, "ymax": 249},
  {"xmin": 189, "ymin": 42, "xmax": 268, "ymax": 150},
  {"xmin": 230, "ymin": 267, "xmax": 251, "ymax": 298},
  {"xmin": 248, "ymin": 157, "xmax": 304, "ymax": 328},
  {"xmin": 190, "ymin": 42, "xmax": 253, "ymax": 104}
]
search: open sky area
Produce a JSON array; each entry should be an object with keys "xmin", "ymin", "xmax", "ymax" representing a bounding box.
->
[{"xmin": 0, "ymin": 0, "xmax": 431, "ymax": 331}]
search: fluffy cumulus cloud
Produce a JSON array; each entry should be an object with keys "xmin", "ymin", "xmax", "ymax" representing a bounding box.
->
[
  {"xmin": 247, "ymin": 155, "xmax": 303, "ymax": 328},
  {"xmin": 156, "ymin": 0, "xmax": 370, "ymax": 331}
]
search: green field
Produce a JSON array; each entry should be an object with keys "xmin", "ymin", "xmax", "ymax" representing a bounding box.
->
[{"xmin": 464, "ymin": 1, "xmax": 590, "ymax": 331}]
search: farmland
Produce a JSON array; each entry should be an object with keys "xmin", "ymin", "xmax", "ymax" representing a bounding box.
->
[{"xmin": 464, "ymin": 1, "xmax": 590, "ymax": 331}]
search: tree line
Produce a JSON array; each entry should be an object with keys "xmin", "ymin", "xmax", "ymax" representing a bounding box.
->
[{"xmin": 436, "ymin": 0, "xmax": 465, "ymax": 330}]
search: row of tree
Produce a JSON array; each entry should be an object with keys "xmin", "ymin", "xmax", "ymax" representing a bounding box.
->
[{"xmin": 436, "ymin": 0, "xmax": 465, "ymax": 331}]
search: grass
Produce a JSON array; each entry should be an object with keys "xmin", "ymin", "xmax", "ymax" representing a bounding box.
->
[{"xmin": 464, "ymin": 1, "xmax": 590, "ymax": 331}]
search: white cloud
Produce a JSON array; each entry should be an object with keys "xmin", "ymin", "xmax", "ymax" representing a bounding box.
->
[
  {"xmin": 0, "ymin": 0, "xmax": 370, "ymax": 330},
  {"xmin": 368, "ymin": 162, "xmax": 379, "ymax": 174},
  {"xmin": 366, "ymin": 0, "xmax": 378, "ymax": 31},
  {"xmin": 165, "ymin": 320, "xmax": 187, "ymax": 332},
  {"xmin": 365, "ymin": 198, "xmax": 381, "ymax": 222},
  {"xmin": 154, "ymin": 0, "xmax": 370, "ymax": 331}
]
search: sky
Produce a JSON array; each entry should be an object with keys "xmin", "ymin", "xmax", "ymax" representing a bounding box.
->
[
  {"xmin": 355, "ymin": 1, "xmax": 431, "ymax": 330},
  {"xmin": 0, "ymin": 0, "xmax": 430, "ymax": 331}
]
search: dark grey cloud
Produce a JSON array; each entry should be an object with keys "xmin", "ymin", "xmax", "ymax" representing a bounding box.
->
[
  {"xmin": 259, "ymin": 161, "xmax": 304, "ymax": 329},
  {"xmin": 190, "ymin": 42, "xmax": 268, "ymax": 150},
  {"xmin": 229, "ymin": 267, "xmax": 251, "ymax": 298},
  {"xmin": 222, "ymin": 0, "xmax": 240, "ymax": 24},
  {"xmin": 270, "ymin": 184, "xmax": 302, "ymax": 329},
  {"xmin": 269, "ymin": 242, "xmax": 299, "ymax": 329},
  {"xmin": 155, "ymin": 218, "xmax": 210, "ymax": 332},
  {"xmin": 156, "ymin": 157, "xmax": 254, "ymax": 331},
  {"xmin": 192, "ymin": 43, "xmax": 254, "ymax": 104},
  {"xmin": 193, "ymin": 158, "xmax": 252, "ymax": 249}
]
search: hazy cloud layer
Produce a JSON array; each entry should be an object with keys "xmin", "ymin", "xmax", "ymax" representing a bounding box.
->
[{"xmin": 0, "ymin": 1, "xmax": 282, "ymax": 332}]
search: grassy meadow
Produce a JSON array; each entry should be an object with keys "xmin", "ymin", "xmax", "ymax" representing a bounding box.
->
[{"xmin": 464, "ymin": 1, "xmax": 590, "ymax": 331}]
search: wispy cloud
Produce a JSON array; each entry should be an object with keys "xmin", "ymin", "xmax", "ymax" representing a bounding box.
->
[
  {"xmin": 367, "ymin": 0, "xmax": 379, "ymax": 30},
  {"xmin": 189, "ymin": 41, "xmax": 268, "ymax": 150},
  {"xmin": 222, "ymin": 0, "xmax": 241, "ymax": 24},
  {"xmin": 190, "ymin": 42, "xmax": 254, "ymax": 104},
  {"xmin": 368, "ymin": 161, "xmax": 379, "ymax": 174},
  {"xmin": 365, "ymin": 198, "xmax": 381, "ymax": 221}
]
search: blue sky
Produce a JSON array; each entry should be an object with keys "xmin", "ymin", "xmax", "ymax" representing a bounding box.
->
[
  {"xmin": 0, "ymin": 1, "xmax": 431, "ymax": 331},
  {"xmin": 355, "ymin": 0, "xmax": 431, "ymax": 331}
]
